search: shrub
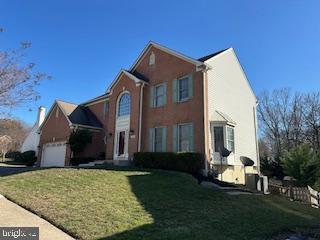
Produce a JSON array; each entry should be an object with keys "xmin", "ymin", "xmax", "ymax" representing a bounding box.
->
[
  {"xmin": 5, "ymin": 151, "xmax": 22, "ymax": 160},
  {"xmin": 22, "ymin": 151, "xmax": 37, "ymax": 166},
  {"xmin": 5, "ymin": 150, "xmax": 37, "ymax": 166},
  {"xmin": 133, "ymin": 152, "xmax": 204, "ymax": 174},
  {"xmin": 69, "ymin": 129, "xmax": 92, "ymax": 157},
  {"xmin": 71, "ymin": 157, "xmax": 95, "ymax": 166}
]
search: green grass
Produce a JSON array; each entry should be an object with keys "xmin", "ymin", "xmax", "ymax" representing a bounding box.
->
[{"xmin": 0, "ymin": 168, "xmax": 319, "ymax": 240}]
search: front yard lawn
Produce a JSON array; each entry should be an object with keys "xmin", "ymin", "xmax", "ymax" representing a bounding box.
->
[{"xmin": 0, "ymin": 168, "xmax": 319, "ymax": 240}]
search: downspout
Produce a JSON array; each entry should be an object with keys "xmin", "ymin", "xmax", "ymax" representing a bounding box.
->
[
  {"xmin": 254, "ymin": 101, "xmax": 260, "ymax": 175},
  {"xmin": 138, "ymin": 82, "xmax": 145, "ymax": 152},
  {"xmin": 202, "ymin": 68, "xmax": 210, "ymax": 175}
]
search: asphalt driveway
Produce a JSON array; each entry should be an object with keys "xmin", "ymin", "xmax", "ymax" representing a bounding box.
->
[{"xmin": 0, "ymin": 163, "xmax": 31, "ymax": 176}]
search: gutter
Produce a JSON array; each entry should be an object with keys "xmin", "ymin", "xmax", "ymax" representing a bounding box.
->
[
  {"xmin": 138, "ymin": 82, "xmax": 145, "ymax": 151},
  {"xmin": 202, "ymin": 67, "xmax": 210, "ymax": 175},
  {"xmin": 254, "ymin": 101, "xmax": 260, "ymax": 175}
]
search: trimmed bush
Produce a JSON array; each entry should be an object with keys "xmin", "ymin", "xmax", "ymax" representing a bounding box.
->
[
  {"xmin": 71, "ymin": 157, "xmax": 95, "ymax": 166},
  {"xmin": 22, "ymin": 151, "xmax": 37, "ymax": 166},
  {"xmin": 133, "ymin": 152, "xmax": 204, "ymax": 174},
  {"xmin": 5, "ymin": 151, "xmax": 23, "ymax": 160},
  {"xmin": 5, "ymin": 150, "xmax": 37, "ymax": 166}
]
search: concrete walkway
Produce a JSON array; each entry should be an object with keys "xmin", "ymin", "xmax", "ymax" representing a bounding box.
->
[{"xmin": 0, "ymin": 195, "xmax": 74, "ymax": 240}]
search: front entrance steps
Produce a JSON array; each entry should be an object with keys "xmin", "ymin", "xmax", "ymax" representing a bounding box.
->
[{"xmin": 77, "ymin": 159, "xmax": 131, "ymax": 167}]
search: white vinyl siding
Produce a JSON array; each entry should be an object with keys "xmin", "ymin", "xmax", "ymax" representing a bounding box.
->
[{"xmin": 206, "ymin": 49, "xmax": 258, "ymax": 166}]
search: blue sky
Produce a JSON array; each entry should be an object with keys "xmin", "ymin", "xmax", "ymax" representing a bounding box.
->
[{"xmin": 1, "ymin": 0, "xmax": 320, "ymax": 124}]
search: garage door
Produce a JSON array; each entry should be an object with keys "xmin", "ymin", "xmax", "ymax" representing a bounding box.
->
[{"xmin": 41, "ymin": 142, "xmax": 67, "ymax": 167}]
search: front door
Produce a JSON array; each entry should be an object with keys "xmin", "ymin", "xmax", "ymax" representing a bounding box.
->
[
  {"xmin": 118, "ymin": 131, "xmax": 125, "ymax": 156},
  {"xmin": 114, "ymin": 130, "xmax": 129, "ymax": 160}
]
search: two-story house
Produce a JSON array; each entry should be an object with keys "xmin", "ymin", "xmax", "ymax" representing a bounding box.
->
[{"xmin": 37, "ymin": 42, "xmax": 259, "ymax": 184}]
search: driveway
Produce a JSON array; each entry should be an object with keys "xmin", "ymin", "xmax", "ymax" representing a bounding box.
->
[
  {"xmin": 0, "ymin": 195, "xmax": 74, "ymax": 240},
  {"xmin": 0, "ymin": 163, "xmax": 31, "ymax": 176}
]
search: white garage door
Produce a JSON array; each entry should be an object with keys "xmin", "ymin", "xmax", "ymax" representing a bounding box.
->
[{"xmin": 41, "ymin": 142, "xmax": 67, "ymax": 167}]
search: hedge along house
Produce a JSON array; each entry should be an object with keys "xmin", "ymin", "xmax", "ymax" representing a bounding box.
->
[{"xmin": 37, "ymin": 42, "xmax": 259, "ymax": 184}]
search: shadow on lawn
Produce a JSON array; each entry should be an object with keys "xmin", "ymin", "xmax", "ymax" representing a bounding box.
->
[{"xmin": 96, "ymin": 170, "xmax": 319, "ymax": 240}]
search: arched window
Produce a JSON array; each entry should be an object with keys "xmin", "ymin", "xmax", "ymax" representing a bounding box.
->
[{"xmin": 118, "ymin": 93, "xmax": 131, "ymax": 116}]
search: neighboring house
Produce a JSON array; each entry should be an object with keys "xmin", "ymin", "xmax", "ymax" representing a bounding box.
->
[
  {"xmin": 37, "ymin": 42, "xmax": 259, "ymax": 184},
  {"xmin": 21, "ymin": 106, "xmax": 46, "ymax": 155}
]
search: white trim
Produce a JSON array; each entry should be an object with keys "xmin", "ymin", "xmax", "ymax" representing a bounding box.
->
[
  {"xmin": 106, "ymin": 69, "xmax": 148, "ymax": 94},
  {"xmin": 113, "ymin": 91, "xmax": 131, "ymax": 160},
  {"xmin": 84, "ymin": 97, "xmax": 109, "ymax": 107},
  {"xmin": 138, "ymin": 83, "xmax": 145, "ymax": 151},
  {"xmin": 129, "ymin": 41, "xmax": 206, "ymax": 72},
  {"xmin": 70, "ymin": 124, "xmax": 103, "ymax": 131}
]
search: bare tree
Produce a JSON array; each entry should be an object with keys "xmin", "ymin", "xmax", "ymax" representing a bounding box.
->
[
  {"xmin": 258, "ymin": 89, "xmax": 320, "ymax": 158},
  {"xmin": 0, "ymin": 118, "xmax": 30, "ymax": 150},
  {"xmin": 0, "ymin": 28, "xmax": 50, "ymax": 113},
  {"xmin": 258, "ymin": 89, "xmax": 305, "ymax": 160},
  {"xmin": 303, "ymin": 92, "xmax": 320, "ymax": 151},
  {"xmin": 258, "ymin": 90, "xmax": 283, "ymax": 161},
  {"xmin": 0, "ymin": 135, "xmax": 12, "ymax": 159}
]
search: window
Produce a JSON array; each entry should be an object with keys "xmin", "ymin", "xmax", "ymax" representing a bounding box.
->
[
  {"xmin": 151, "ymin": 83, "xmax": 166, "ymax": 107},
  {"xmin": 155, "ymin": 85, "xmax": 165, "ymax": 107},
  {"xmin": 213, "ymin": 126, "xmax": 224, "ymax": 153},
  {"xmin": 154, "ymin": 127, "xmax": 163, "ymax": 152},
  {"xmin": 226, "ymin": 127, "xmax": 235, "ymax": 152},
  {"xmin": 174, "ymin": 123, "xmax": 193, "ymax": 152},
  {"xmin": 178, "ymin": 77, "xmax": 189, "ymax": 101},
  {"xmin": 149, "ymin": 126, "xmax": 167, "ymax": 152},
  {"xmin": 103, "ymin": 101, "xmax": 109, "ymax": 119},
  {"xmin": 118, "ymin": 93, "xmax": 131, "ymax": 117},
  {"xmin": 212, "ymin": 125, "xmax": 235, "ymax": 153},
  {"xmin": 173, "ymin": 75, "xmax": 193, "ymax": 103}
]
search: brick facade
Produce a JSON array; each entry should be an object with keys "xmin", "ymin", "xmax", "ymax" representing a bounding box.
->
[
  {"xmin": 136, "ymin": 46, "xmax": 205, "ymax": 153},
  {"xmin": 39, "ymin": 43, "xmax": 206, "ymax": 166}
]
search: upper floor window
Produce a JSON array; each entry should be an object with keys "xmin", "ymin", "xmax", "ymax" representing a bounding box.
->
[
  {"xmin": 118, "ymin": 93, "xmax": 131, "ymax": 117},
  {"xmin": 150, "ymin": 83, "xmax": 167, "ymax": 108},
  {"xmin": 173, "ymin": 74, "xmax": 193, "ymax": 103}
]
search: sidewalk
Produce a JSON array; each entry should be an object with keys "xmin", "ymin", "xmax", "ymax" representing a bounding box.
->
[{"xmin": 0, "ymin": 195, "xmax": 74, "ymax": 240}]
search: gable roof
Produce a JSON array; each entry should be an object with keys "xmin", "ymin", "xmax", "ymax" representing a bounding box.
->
[
  {"xmin": 82, "ymin": 93, "xmax": 109, "ymax": 106},
  {"xmin": 198, "ymin": 48, "xmax": 230, "ymax": 62},
  {"xmin": 106, "ymin": 69, "xmax": 148, "ymax": 94},
  {"xmin": 129, "ymin": 41, "xmax": 207, "ymax": 72},
  {"xmin": 39, "ymin": 100, "xmax": 103, "ymax": 131},
  {"xmin": 68, "ymin": 105, "xmax": 103, "ymax": 128}
]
